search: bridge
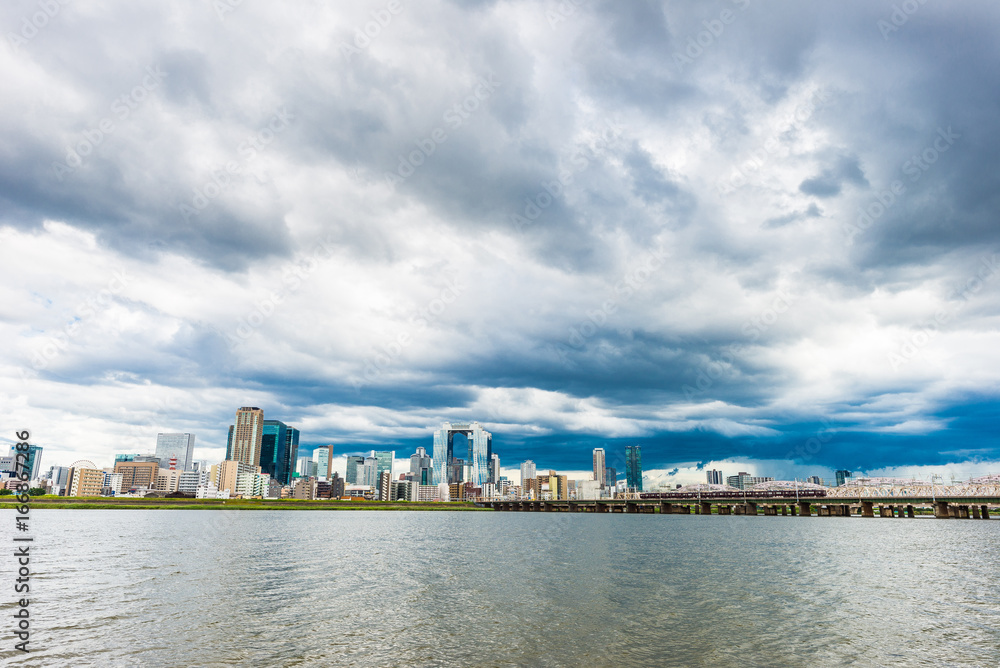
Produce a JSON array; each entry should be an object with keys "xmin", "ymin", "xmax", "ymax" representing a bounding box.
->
[{"xmin": 476, "ymin": 477, "xmax": 1000, "ymax": 519}]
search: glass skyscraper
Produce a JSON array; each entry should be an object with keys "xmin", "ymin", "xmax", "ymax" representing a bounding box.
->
[
  {"xmin": 373, "ymin": 450, "xmax": 394, "ymax": 495},
  {"xmin": 260, "ymin": 420, "xmax": 299, "ymax": 486},
  {"xmin": 625, "ymin": 445, "xmax": 642, "ymax": 492},
  {"xmin": 345, "ymin": 455, "xmax": 365, "ymax": 484},
  {"xmin": 154, "ymin": 433, "xmax": 195, "ymax": 471},
  {"xmin": 432, "ymin": 422, "xmax": 492, "ymax": 486}
]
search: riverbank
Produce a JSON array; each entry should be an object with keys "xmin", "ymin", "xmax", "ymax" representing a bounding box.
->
[{"xmin": 0, "ymin": 496, "xmax": 489, "ymax": 511}]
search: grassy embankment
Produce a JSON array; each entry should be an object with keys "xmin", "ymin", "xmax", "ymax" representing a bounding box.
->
[{"xmin": 0, "ymin": 496, "xmax": 489, "ymax": 511}]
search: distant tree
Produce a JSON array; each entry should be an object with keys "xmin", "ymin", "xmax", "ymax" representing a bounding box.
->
[
  {"xmin": 0, "ymin": 489, "xmax": 12, "ymax": 496},
  {"xmin": 28, "ymin": 488, "xmax": 47, "ymax": 496}
]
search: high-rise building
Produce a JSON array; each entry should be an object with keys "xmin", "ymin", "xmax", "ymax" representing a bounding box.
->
[
  {"xmin": 806, "ymin": 476, "xmax": 823, "ymax": 486},
  {"xmin": 114, "ymin": 461, "xmax": 160, "ymax": 491},
  {"xmin": 23, "ymin": 445, "xmax": 42, "ymax": 481},
  {"xmin": 330, "ymin": 472, "xmax": 345, "ymax": 498},
  {"xmin": 625, "ymin": 446, "xmax": 643, "ymax": 492},
  {"xmin": 835, "ymin": 470, "xmax": 853, "ymax": 487},
  {"xmin": 432, "ymin": 422, "xmax": 492, "ymax": 486},
  {"xmin": 155, "ymin": 433, "xmax": 195, "ymax": 472},
  {"xmin": 297, "ymin": 456, "xmax": 318, "ymax": 479},
  {"xmin": 706, "ymin": 469, "xmax": 724, "ymax": 485},
  {"xmin": 210, "ymin": 460, "xmax": 260, "ymax": 496},
  {"xmin": 259, "ymin": 420, "xmax": 299, "ymax": 486},
  {"xmin": 489, "ymin": 453, "xmax": 500, "ymax": 485},
  {"xmin": 313, "ymin": 445, "xmax": 334, "ymax": 480},
  {"xmin": 593, "ymin": 448, "xmax": 606, "ymax": 487},
  {"xmin": 409, "ymin": 447, "xmax": 433, "ymax": 485},
  {"xmin": 229, "ymin": 407, "xmax": 264, "ymax": 467},
  {"xmin": 66, "ymin": 467, "xmax": 105, "ymax": 497},
  {"xmin": 605, "ymin": 467, "xmax": 616, "ymax": 490},
  {"xmin": 361, "ymin": 457, "xmax": 379, "ymax": 488},
  {"xmin": 379, "ymin": 470, "xmax": 392, "ymax": 501},
  {"xmin": 345, "ymin": 456, "xmax": 365, "ymax": 484},
  {"xmin": 520, "ymin": 460, "xmax": 536, "ymax": 485},
  {"xmin": 726, "ymin": 472, "xmax": 774, "ymax": 490},
  {"xmin": 373, "ymin": 451, "xmax": 394, "ymax": 495}
]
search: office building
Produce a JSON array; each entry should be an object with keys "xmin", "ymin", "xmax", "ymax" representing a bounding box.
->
[
  {"xmin": 178, "ymin": 469, "xmax": 210, "ymax": 494},
  {"xmin": 154, "ymin": 469, "xmax": 183, "ymax": 493},
  {"xmin": 373, "ymin": 450, "xmax": 394, "ymax": 495},
  {"xmin": 114, "ymin": 461, "xmax": 160, "ymax": 492},
  {"xmin": 361, "ymin": 457, "xmax": 379, "ymax": 488},
  {"xmin": 103, "ymin": 472, "xmax": 124, "ymax": 496},
  {"xmin": 605, "ymin": 467, "xmax": 616, "ymax": 490},
  {"xmin": 706, "ymin": 469, "xmax": 724, "ymax": 485},
  {"xmin": 489, "ymin": 453, "xmax": 500, "ymax": 485},
  {"xmin": 313, "ymin": 445, "xmax": 334, "ymax": 480},
  {"xmin": 22, "ymin": 445, "xmax": 43, "ymax": 481},
  {"xmin": 835, "ymin": 470, "xmax": 853, "ymax": 487},
  {"xmin": 210, "ymin": 460, "xmax": 260, "ymax": 496},
  {"xmin": 297, "ymin": 456, "xmax": 318, "ymax": 479},
  {"xmin": 807, "ymin": 476, "xmax": 823, "ymax": 486},
  {"xmin": 625, "ymin": 446, "xmax": 643, "ymax": 492},
  {"xmin": 593, "ymin": 448, "xmax": 606, "ymax": 487},
  {"xmin": 345, "ymin": 455, "xmax": 365, "ymax": 484},
  {"xmin": 520, "ymin": 460, "xmax": 536, "ymax": 485},
  {"xmin": 228, "ymin": 407, "xmax": 264, "ymax": 467},
  {"xmin": 259, "ymin": 420, "xmax": 299, "ymax": 486},
  {"xmin": 154, "ymin": 433, "xmax": 195, "ymax": 472},
  {"xmin": 409, "ymin": 447, "xmax": 433, "ymax": 485},
  {"xmin": 292, "ymin": 477, "xmax": 316, "ymax": 500},
  {"xmin": 726, "ymin": 472, "xmax": 775, "ymax": 490},
  {"xmin": 432, "ymin": 422, "xmax": 492, "ymax": 486}
]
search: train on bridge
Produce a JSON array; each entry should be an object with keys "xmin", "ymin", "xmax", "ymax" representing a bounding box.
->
[{"xmin": 638, "ymin": 489, "xmax": 827, "ymax": 500}]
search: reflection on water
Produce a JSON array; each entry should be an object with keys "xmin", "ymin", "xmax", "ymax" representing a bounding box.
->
[{"xmin": 2, "ymin": 510, "xmax": 999, "ymax": 667}]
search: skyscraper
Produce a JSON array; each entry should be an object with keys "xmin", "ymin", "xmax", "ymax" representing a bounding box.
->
[
  {"xmin": 24, "ymin": 445, "xmax": 42, "ymax": 481},
  {"xmin": 431, "ymin": 422, "xmax": 492, "ymax": 485},
  {"xmin": 313, "ymin": 445, "xmax": 334, "ymax": 480},
  {"xmin": 373, "ymin": 450, "xmax": 394, "ymax": 495},
  {"xmin": 229, "ymin": 407, "xmax": 264, "ymax": 467},
  {"xmin": 605, "ymin": 467, "xmax": 617, "ymax": 490},
  {"xmin": 592, "ymin": 448, "xmax": 606, "ymax": 487},
  {"xmin": 410, "ymin": 447, "xmax": 433, "ymax": 485},
  {"xmin": 345, "ymin": 455, "xmax": 365, "ymax": 484},
  {"xmin": 489, "ymin": 453, "xmax": 500, "ymax": 485},
  {"xmin": 625, "ymin": 445, "xmax": 642, "ymax": 492},
  {"xmin": 258, "ymin": 420, "xmax": 299, "ymax": 486},
  {"xmin": 155, "ymin": 433, "xmax": 195, "ymax": 472},
  {"xmin": 297, "ymin": 456, "xmax": 317, "ymax": 479},
  {"xmin": 835, "ymin": 470, "xmax": 853, "ymax": 487},
  {"xmin": 520, "ymin": 460, "xmax": 536, "ymax": 485},
  {"xmin": 361, "ymin": 456, "xmax": 379, "ymax": 488},
  {"xmin": 706, "ymin": 469, "xmax": 724, "ymax": 485}
]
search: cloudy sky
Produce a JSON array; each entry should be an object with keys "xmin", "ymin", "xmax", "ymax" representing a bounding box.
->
[{"xmin": 3, "ymin": 0, "xmax": 999, "ymax": 485}]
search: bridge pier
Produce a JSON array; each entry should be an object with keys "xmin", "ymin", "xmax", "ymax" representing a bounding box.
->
[
  {"xmin": 798, "ymin": 501, "xmax": 812, "ymax": 517},
  {"xmin": 701, "ymin": 502, "xmax": 712, "ymax": 515},
  {"xmin": 982, "ymin": 505, "xmax": 990, "ymax": 519},
  {"xmin": 745, "ymin": 501, "xmax": 758, "ymax": 515},
  {"xmin": 625, "ymin": 502, "xmax": 638, "ymax": 514},
  {"xmin": 935, "ymin": 501, "xmax": 950, "ymax": 518},
  {"xmin": 907, "ymin": 505, "xmax": 915, "ymax": 518},
  {"xmin": 718, "ymin": 505, "xmax": 731, "ymax": 515},
  {"xmin": 861, "ymin": 501, "xmax": 874, "ymax": 517},
  {"xmin": 659, "ymin": 502, "xmax": 673, "ymax": 514},
  {"xmin": 972, "ymin": 505, "xmax": 981, "ymax": 519}
]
